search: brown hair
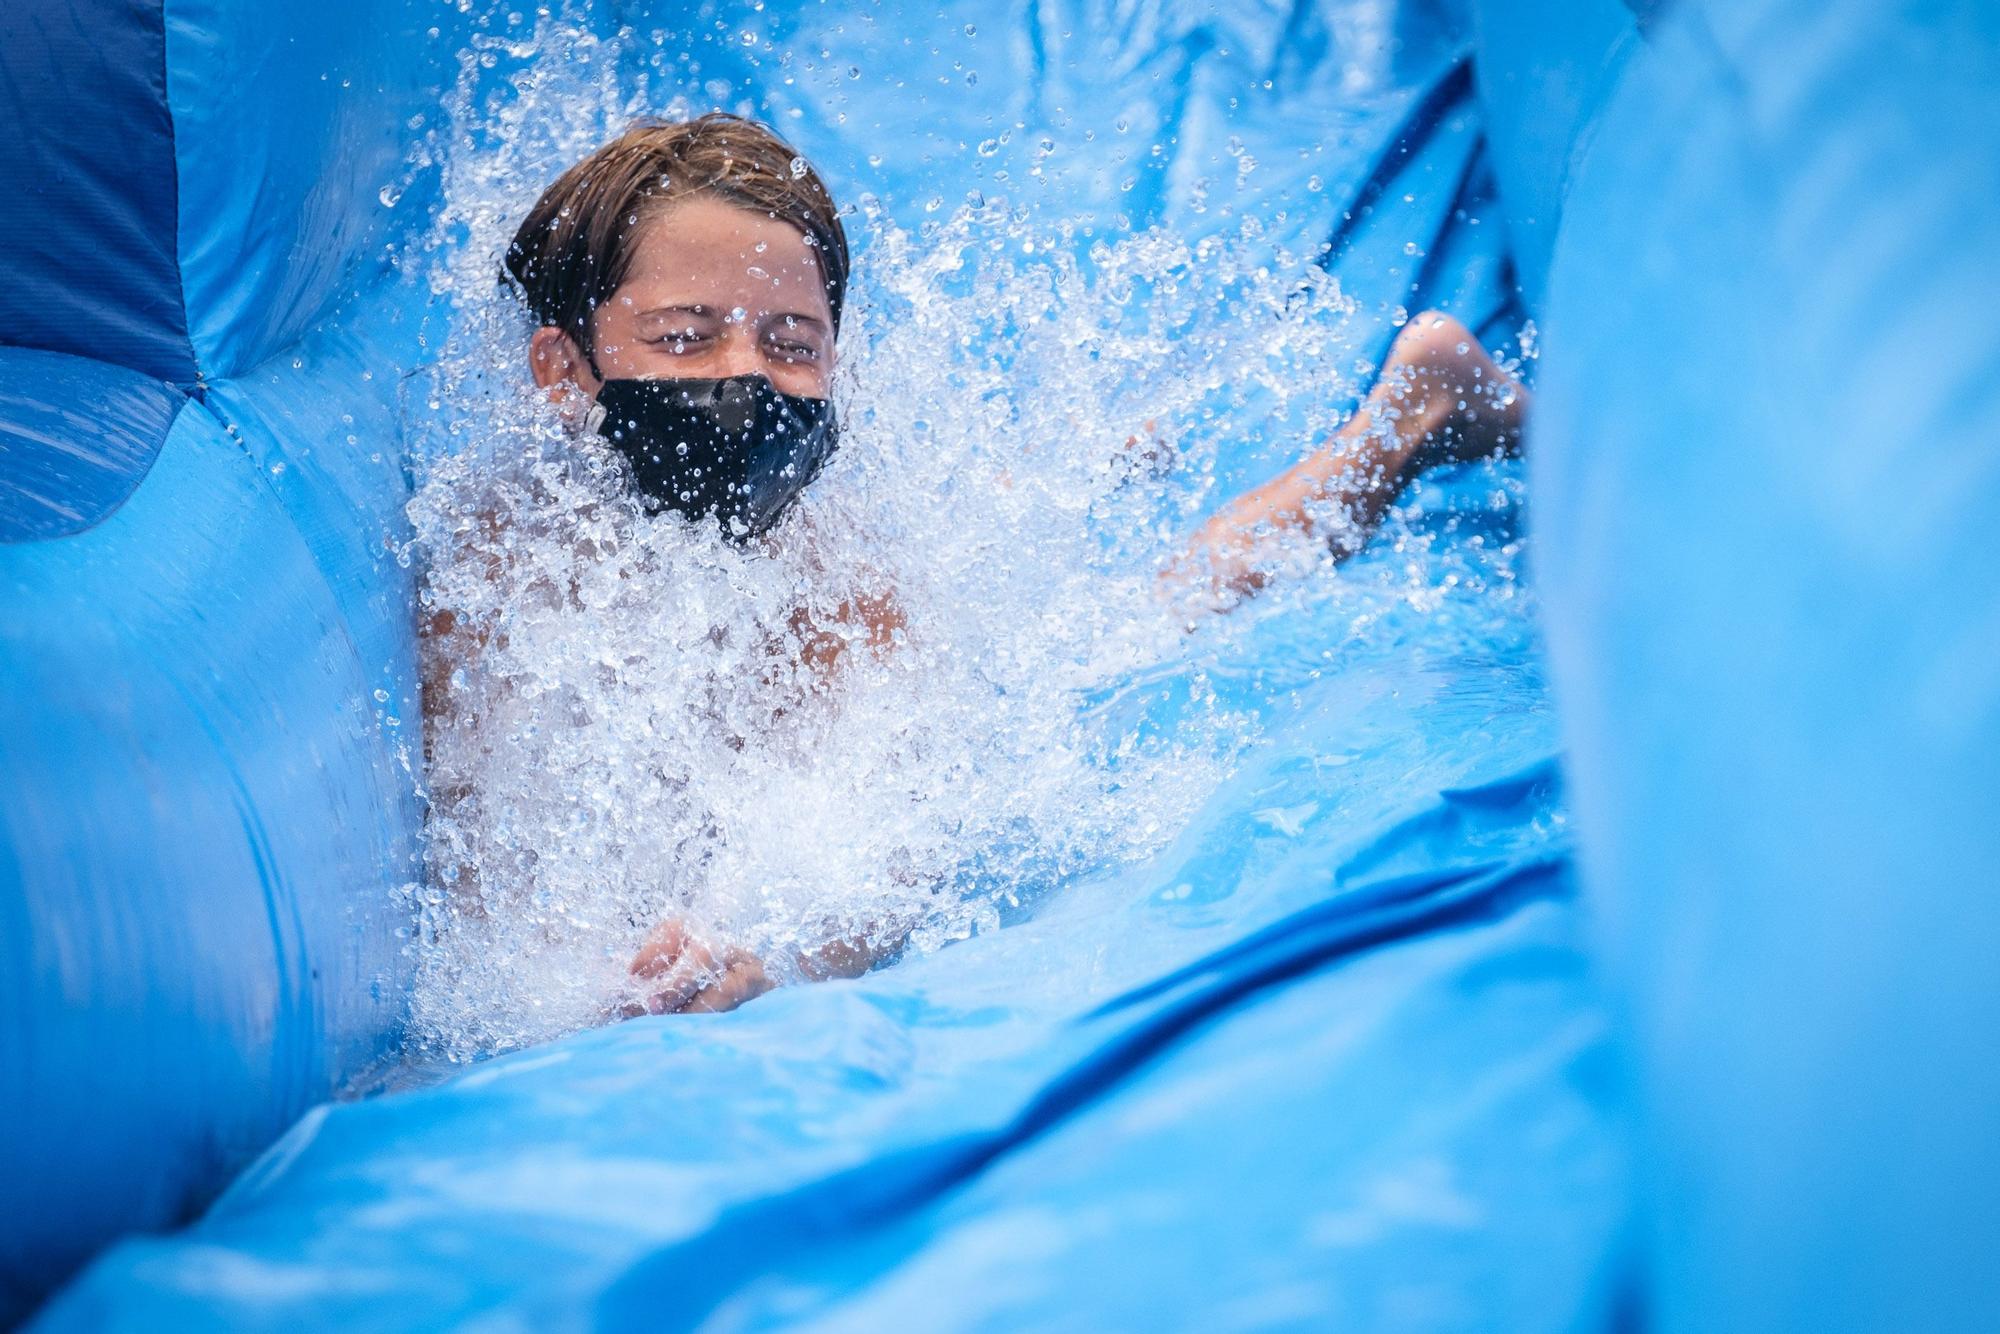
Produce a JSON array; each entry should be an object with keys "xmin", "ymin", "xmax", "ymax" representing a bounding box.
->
[{"xmin": 503, "ymin": 113, "xmax": 850, "ymax": 361}]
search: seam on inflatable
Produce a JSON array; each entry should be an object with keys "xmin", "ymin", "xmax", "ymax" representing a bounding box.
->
[
  {"xmin": 178, "ymin": 383, "xmax": 408, "ymax": 690},
  {"xmin": 1620, "ymin": 0, "xmax": 1676, "ymax": 35},
  {"xmin": 1552, "ymin": 25, "xmax": 1645, "ymax": 240},
  {"xmin": 156, "ymin": 0, "xmax": 204, "ymax": 402},
  {"xmin": 177, "ymin": 383, "xmax": 416, "ymax": 895}
]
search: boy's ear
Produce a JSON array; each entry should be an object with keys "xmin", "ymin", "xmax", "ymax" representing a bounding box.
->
[{"xmin": 529, "ymin": 326, "xmax": 594, "ymax": 394}]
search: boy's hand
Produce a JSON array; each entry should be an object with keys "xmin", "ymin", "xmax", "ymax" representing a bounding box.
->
[
  {"xmin": 1161, "ymin": 499, "xmax": 1278, "ymax": 612},
  {"xmin": 623, "ymin": 918, "xmax": 773, "ymax": 1016}
]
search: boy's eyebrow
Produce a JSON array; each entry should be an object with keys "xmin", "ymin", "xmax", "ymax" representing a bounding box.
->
[
  {"xmin": 633, "ymin": 304, "xmax": 719, "ymax": 321},
  {"xmin": 631, "ymin": 305, "xmax": 830, "ymax": 331}
]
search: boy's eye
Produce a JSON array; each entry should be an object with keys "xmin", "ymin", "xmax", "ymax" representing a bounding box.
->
[{"xmin": 765, "ymin": 337, "xmax": 822, "ymax": 363}]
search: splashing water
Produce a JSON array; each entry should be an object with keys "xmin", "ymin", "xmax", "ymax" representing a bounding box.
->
[{"xmin": 397, "ymin": 15, "xmax": 1529, "ymax": 1063}]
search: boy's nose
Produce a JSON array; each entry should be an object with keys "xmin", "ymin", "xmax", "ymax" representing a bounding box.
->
[{"xmin": 716, "ymin": 333, "xmax": 766, "ymax": 381}]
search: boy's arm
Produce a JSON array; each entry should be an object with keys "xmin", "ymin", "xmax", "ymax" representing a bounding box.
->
[{"xmin": 1169, "ymin": 311, "xmax": 1529, "ymax": 606}]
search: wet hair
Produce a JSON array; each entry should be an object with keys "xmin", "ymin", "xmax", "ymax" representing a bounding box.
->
[{"xmin": 503, "ymin": 112, "xmax": 850, "ymax": 361}]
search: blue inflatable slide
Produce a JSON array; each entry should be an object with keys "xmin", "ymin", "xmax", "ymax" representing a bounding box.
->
[{"xmin": 3, "ymin": 0, "xmax": 1996, "ymax": 1328}]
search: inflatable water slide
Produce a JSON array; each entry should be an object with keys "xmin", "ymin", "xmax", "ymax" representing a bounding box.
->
[{"xmin": 3, "ymin": 0, "xmax": 1996, "ymax": 1328}]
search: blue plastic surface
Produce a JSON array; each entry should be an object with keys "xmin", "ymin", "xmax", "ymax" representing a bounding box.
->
[
  {"xmin": 0, "ymin": 0, "xmax": 457, "ymax": 389},
  {"xmin": 14, "ymin": 0, "xmax": 1999, "ymax": 1323},
  {"xmin": 1531, "ymin": 0, "xmax": 2000, "ymax": 1327},
  {"xmin": 0, "ymin": 2, "xmax": 449, "ymax": 1318},
  {"xmin": 0, "ymin": 399, "xmax": 415, "ymax": 1317},
  {"xmin": 162, "ymin": 0, "xmax": 459, "ymax": 378}
]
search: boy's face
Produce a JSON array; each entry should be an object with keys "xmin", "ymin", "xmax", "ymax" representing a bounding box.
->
[{"xmin": 530, "ymin": 194, "xmax": 835, "ymax": 401}]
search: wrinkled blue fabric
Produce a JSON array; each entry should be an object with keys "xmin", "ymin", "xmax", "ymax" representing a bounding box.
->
[
  {"xmin": 0, "ymin": 3, "xmax": 449, "ymax": 1316},
  {"xmin": 0, "ymin": 400, "xmax": 415, "ymax": 1319}
]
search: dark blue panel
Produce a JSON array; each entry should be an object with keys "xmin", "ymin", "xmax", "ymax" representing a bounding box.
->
[
  {"xmin": 0, "ymin": 346, "xmax": 184, "ymax": 542},
  {"xmin": 0, "ymin": 0, "xmax": 196, "ymax": 385}
]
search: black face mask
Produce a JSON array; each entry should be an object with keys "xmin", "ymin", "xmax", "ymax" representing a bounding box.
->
[{"xmin": 587, "ymin": 375, "xmax": 838, "ymax": 540}]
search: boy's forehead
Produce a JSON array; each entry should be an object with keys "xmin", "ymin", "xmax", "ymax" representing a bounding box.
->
[{"xmin": 625, "ymin": 198, "xmax": 822, "ymax": 283}]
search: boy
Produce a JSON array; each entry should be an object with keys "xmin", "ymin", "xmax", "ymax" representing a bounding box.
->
[{"xmin": 455, "ymin": 112, "xmax": 1527, "ymax": 1015}]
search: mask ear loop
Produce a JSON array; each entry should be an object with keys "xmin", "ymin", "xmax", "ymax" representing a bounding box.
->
[
  {"xmin": 576, "ymin": 297, "xmax": 607, "ymax": 384},
  {"xmin": 578, "ymin": 315, "xmax": 608, "ymax": 436}
]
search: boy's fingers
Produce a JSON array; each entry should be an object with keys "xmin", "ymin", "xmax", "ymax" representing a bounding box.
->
[
  {"xmin": 624, "ymin": 926, "xmax": 770, "ymax": 1016},
  {"xmin": 683, "ymin": 953, "xmax": 774, "ymax": 1014},
  {"xmin": 630, "ymin": 918, "xmax": 690, "ymax": 978},
  {"xmin": 642, "ymin": 957, "xmax": 710, "ymax": 1014}
]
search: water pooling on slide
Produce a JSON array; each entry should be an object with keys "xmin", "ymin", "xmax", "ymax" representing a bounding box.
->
[{"xmin": 34, "ymin": 5, "xmax": 1627, "ymax": 1327}]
